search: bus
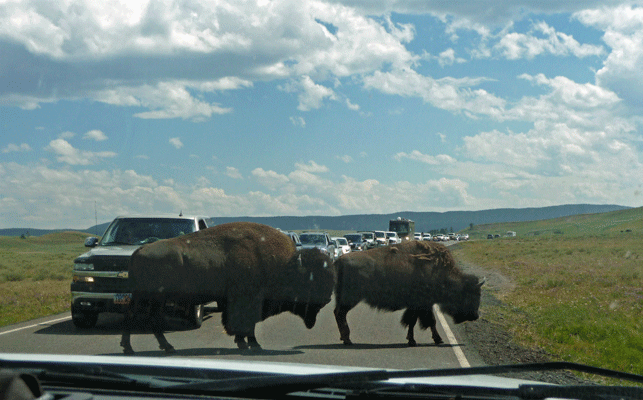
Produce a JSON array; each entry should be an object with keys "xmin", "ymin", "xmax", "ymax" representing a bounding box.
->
[{"xmin": 388, "ymin": 217, "xmax": 415, "ymax": 241}]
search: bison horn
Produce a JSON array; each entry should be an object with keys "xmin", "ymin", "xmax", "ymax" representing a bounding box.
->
[{"xmin": 478, "ymin": 277, "xmax": 486, "ymax": 287}]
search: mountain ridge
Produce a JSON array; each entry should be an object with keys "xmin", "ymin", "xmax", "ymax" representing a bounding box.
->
[{"xmin": 0, "ymin": 204, "xmax": 629, "ymax": 237}]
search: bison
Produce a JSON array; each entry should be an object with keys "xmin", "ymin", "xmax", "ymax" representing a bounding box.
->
[
  {"xmin": 333, "ymin": 240, "xmax": 483, "ymax": 346},
  {"xmin": 120, "ymin": 222, "xmax": 335, "ymax": 354}
]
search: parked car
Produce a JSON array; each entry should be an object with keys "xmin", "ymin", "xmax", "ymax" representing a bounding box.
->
[
  {"xmin": 332, "ymin": 236, "xmax": 351, "ymax": 256},
  {"xmin": 385, "ymin": 231, "xmax": 401, "ymax": 244},
  {"xmin": 414, "ymin": 232, "xmax": 422, "ymax": 240},
  {"xmin": 299, "ymin": 232, "xmax": 337, "ymax": 259},
  {"xmin": 422, "ymin": 233, "xmax": 432, "ymax": 241},
  {"xmin": 344, "ymin": 233, "xmax": 367, "ymax": 251}
]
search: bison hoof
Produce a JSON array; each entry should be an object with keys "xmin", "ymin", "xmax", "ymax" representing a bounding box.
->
[
  {"xmin": 122, "ymin": 347, "xmax": 135, "ymax": 355},
  {"xmin": 162, "ymin": 345, "xmax": 176, "ymax": 353},
  {"xmin": 342, "ymin": 339, "xmax": 353, "ymax": 345},
  {"xmin": 407, "ymin": 339, "xmax": 417, "ymax": 347},
  {"xmin": 235, "ymin": 341, "xmax": 249, "ymax": 350},
  {"xmin": 433, "ymin": 337, "xmax": 444, "ymax": 345}
]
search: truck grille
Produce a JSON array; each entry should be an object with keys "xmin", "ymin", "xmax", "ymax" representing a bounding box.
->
[{"xmin": 91, "ymin": 256, "xmax": 130, "ymax": 272}]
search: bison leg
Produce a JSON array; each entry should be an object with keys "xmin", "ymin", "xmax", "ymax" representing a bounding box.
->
[
  {"xmin": 149, "ymin": 299, "xmax": 175, "ymax": 353},
  {"xmin": 120, "ymin": 299, "xmax": 137, "ymax": 355},
  {"xmin": 247, "ymin": 336, "xmax": 261, "ymax": 349},
  {"xmin": 334, "ymin": 305, "xmax": 353, "ymax": 345},
  {"xmin": 120, "ymin": 313, "xmax": 135, "ymax": 355},
  {"xmin": 419, "ymin": 308, "xmax": 444, "ymax": 345},
  {"xmin": 234, "ymin": 335, "xmax": 248, "ymax": 350},
  {"xmin": 401, "ymin": 309, "xmax": 418, "ymax": 347}
]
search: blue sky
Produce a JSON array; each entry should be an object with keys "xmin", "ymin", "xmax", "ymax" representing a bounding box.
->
[{"xmin": 1, "ymin": 1, "xmax": 642, "ymax": 229}]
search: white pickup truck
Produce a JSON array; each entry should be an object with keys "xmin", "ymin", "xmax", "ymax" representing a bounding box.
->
[{"xmin": 70, "ymin": 214, "xmax": 212, "ymax": 329}]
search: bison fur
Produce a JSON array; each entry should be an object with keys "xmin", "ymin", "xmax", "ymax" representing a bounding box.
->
[
  {"xmin": 120, "ymin": 222, "xmax": 335, "ymax": 354},
  {"xmin": 333, "ymin": 240, "xmax": 483, "ymax": 346}
]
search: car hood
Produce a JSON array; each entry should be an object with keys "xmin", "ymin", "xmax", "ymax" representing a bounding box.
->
[
  {"xmin": 74, "ymin": 244, "xmax": 141, "ymax": 261},
  {"xmin": 0, "ymin": 353, "xmax": 548, "ymax": 391}
]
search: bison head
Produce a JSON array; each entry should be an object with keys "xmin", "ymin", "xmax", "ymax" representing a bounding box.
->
[
  {"xmin": 282, "ymin": 248, "xmax": 335, "ymax": 329},
  {"xmin": 440, "ymin": 274, "xmax": 484, "ymax": 324}
]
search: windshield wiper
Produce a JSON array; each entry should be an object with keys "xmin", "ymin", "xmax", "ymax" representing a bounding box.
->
[{"xmin": 166, "ymin": 362, "xmax": 643, "ymax": 399}]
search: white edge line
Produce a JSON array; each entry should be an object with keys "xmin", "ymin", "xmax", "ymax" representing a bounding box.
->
[
  {"xmin": 433, "ymin": 304, "xmax": 471, "ymax": 368},
  {"xmin": 0, "ymin": 315, "xmax": 71, "ymax": 336}
]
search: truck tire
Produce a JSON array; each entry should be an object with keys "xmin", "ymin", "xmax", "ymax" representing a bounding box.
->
[
  {"xmin": 71, "ymin": 307, "xmax": 98, "ymax": 329},
  {"xmin": 186, "ymin": 304, "xmax": 204, "ymax": 328}
]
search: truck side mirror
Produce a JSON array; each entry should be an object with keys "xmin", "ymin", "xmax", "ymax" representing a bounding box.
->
[{"xmin": 84, "ymin": 237, "xmax": 99, "ymax": 247}]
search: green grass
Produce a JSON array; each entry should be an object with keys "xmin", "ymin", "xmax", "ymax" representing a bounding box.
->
[
  {"xmin": 0, "ymin": 232, "xmax": 93, "ymax": 326},
  {"xmin": 452, "ymin": 207, "xmax": 643, "ymax": 377}
]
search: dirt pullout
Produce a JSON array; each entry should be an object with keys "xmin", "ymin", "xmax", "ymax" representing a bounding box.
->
[{"xmin": 453, "ymin": 248, "xmax": 592, "ymax": 386}]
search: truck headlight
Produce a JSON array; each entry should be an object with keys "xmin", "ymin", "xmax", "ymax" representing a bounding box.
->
[
  {"xmin": 74, "ymin": 263, "xmax": 94, "ymax": 271},
  {"xmin": 73, "ymin": 275, "xmax": 94, "ymax": 283}
]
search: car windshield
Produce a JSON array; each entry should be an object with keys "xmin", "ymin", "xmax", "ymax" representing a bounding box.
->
[
  {"xmin": 299, "ymin": 234, "xmax": 326, "ymax": 245},
  {"xmin": 344, "ymin": 234, "xmax": 361, "ymax": 242},
  {"xmin": 100, "ymin": 218, "xmax": 197, "ymax": 245},
  {"xmin": 3, "ymin": 1, "xmax": 643, "ymax": 398}
]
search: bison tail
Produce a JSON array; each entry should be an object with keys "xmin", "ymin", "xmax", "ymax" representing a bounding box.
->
[{"xmin": 400, "ymin": 309, "xmax": 417, "ymax": 328}]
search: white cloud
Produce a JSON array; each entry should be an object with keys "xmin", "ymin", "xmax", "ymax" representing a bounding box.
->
[
  {"xmin": 575, "ymin": 5, "xmax": 643, "ymax": 108},
  {"xmin": 394, "ymin": 150, "xmax": 457, "ymax": 165},
  {"xmin": 363, "ymin": 68, "xmax": 506, "ymax": 119},
  {"xmin": 290, "ymin": 116, "xmax": 306, "ymax": 127},
  {"xmin": 2, "ymin": 143, "xmax": 31, "ymax": 153},
  {"xmin": 83, "ymin": 129, "xmax": 108, "ymax": 141},
  {"xmin": 281, "ymin": 76, "xmax": 337, "ymax": 111},
  {"xmin": 294, "ymin": 160, "xmax": 329, "ymax": 173},
  {"xmin": 169, "ymin": 137, "xmax": 183, "ymax": 149},
  {"xmin": 437, "ymin": 48, "xmax": 466, "ymax": 66},
  {"xmin": 45, "ymin": 139, "xmax": 116, "ymax": 165},
  {"xmin": 494, "ymin": 21, "xmax": 605, "ymax": 60},
  {"xmin": 252, "ymin": 168, "xmax": 290, "ymax": 190},
  {"xmin": 225, "ymin": 166, "xmax": 243, "ymax": 179}
]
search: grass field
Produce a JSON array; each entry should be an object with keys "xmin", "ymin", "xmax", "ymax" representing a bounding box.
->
[
  {"xmin": 0, "ymin": 231, "xmax": 92, "ymax": 326},
  {"xmin": 454, "ymin": 206, "xmax": 643, "ymax": 377}
]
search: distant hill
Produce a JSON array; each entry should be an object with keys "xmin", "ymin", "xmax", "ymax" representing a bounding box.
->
[
  {"xmin": 0, "ymin": 204, "xmax": 630, "ymax": 237},
  {"xmin": 206, "ymin": 204, "xmax": 630, "ymax": 233}
]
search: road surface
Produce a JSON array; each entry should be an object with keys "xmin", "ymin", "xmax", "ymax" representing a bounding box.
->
[{"xmin": 0, "ymin": 298, "xmax": 483, "ymax": 370}]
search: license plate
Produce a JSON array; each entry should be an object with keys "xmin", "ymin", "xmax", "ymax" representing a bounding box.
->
[{"xmin": 114, "ymin": 293, "xmax": 132, "ymax": 305}]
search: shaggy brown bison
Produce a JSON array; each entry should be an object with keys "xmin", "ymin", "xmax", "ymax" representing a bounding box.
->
[
  {"xmin": 333, "ymin": 240, "xmax": 483, "ymax": 346},
  {"xmin": 120, "ymin": 222, "xmax": 335, "ymax": 354}
]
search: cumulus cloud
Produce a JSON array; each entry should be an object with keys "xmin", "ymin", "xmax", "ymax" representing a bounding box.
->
[
  {"xmin": 494, "ymin": 21, "xmax": 605, "ymax": 60},
  {"xmin": 575, "ymin": 4, "xmax": 643, "ymax": 109},
  {"xmin": 83, "ymin": 130, "xmax": 108, "ymax": 141},
  {"xmin": 169, "ymin": 137, "xmax": 183, "ymax": 149},
  {"xmin": 45, "ymin": 139, "xmax": 116, "ymax": 165},
  {"xmin": 225, "ymin": 166, "xmax": 243, "ymax": 179},
  {"xmin": 394, "ymin": 150, "xmax": 457, "ymax": 165},
  {"xmin": 2, "ymin": 143, "xmax": 31, "ymax": 153}
]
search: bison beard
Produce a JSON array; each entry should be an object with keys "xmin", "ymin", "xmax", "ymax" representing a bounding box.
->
[
  {"xmin": 120, "ymin": 222, "xmax": 335, "ymax": 354},
  {"xmin": 333, "ymin": 240, "xmax": 483, "ymax": 346}
]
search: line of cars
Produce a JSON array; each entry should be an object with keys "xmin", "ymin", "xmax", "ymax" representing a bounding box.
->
[
  {"xmin": 415, "ymin": 232, "xmax": 469, "ymax": 242},
  {"xmin": 282, "ymin": 229, "xmax": 403, "ymax": 260}
]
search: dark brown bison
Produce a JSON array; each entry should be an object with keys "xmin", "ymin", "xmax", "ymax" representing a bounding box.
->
[
  {"xmin": 120, "ymin": 222, "xmax": 335, "ymax": 354},
  {"xmin": 333, "ymin": 240, "xmax": 483, "ymax": 346}
]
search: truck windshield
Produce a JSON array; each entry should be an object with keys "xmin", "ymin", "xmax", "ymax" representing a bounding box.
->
[{"xmin": 100, "ymin": 218, "xmax": 197, "ymax": 245}]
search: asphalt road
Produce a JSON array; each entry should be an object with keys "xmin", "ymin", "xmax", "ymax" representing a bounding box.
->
[{"xmin": 0, "ymin": 295, "xmax": 482, "ymax": 370}]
